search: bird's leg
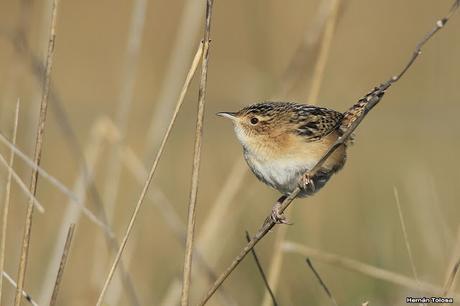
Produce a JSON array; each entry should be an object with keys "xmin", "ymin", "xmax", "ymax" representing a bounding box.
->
[
  {"xmin": 267, "ymin": 195, "xmax": 291, "ymax": 225},
  {"xmin": 299, "ymin": 172, "xmax": 316, "ymax": 193}
]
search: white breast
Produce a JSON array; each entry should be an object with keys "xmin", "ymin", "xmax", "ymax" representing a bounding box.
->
[{"xmin": 244, "ymin": 150, "xmax": 313, "ymax": 195}]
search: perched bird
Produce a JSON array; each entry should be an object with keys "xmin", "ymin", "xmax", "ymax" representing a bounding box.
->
[{"xmin": 217, "ymin": 99, "xmax": 366, "ymax": 223}]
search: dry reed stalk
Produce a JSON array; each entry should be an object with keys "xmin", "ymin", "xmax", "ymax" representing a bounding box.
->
[
  {"xmin": 443, "ymin": 260, "xmax": 460, "ymax": 296},
  {"xmin": 121, "ymin": 145, "xmax": 186, "ymax": 238},
  {"xmin": 0, "ymin": 132, "xmax": 111, "ymax": 234},
  {"xmin": 261, "ymin": 226, "xmax": 286, "ymax": 306},
  {"xmin": 0, "ymin": 100, "xmax": 20, "ymax": 303},
  {"xmin": 306, "ymin": 0, "xmax": 342, "ymax": 103},
  {"xmin": 283, "ymin": 241, "xmax": 459, "ymax": 298},
  {"xmin": 1, "ymin": 272, "xmax": 38, "ymax": 306},
  {"xmin": 49, "ymin": 224, "xmax": 75, "ymax": 306},
  {"xmin": 103, "ymin": 117, "xmax": 230, "ymax": 288},
  {"xmin": 245, "ymin": 231, "xmax": 279, "ymax": 306},
  {"xmin": 197, "ymin": 3, "xmax": 459, "ymax": 304},
  {"xmin": 0, "ymin": 152, "xmax": 45, "ymax": 213},
  {"xmin": 102, "ymin": 0, "xmax": 148, "ymax": 230},
  {"xmin": 2, "ymin": 3, "xmax": 143, "ymax": 303},
  {"xmin": 120, "ymin": 145, "xmax": 236, "ymax": 306},
  {"xmin": 442, "ymin": 227, "xmax": 460, "ymax": 299},
  {"xmin": 100, "ymin": 1, "xmax": 147, "ymax": 304},
  {"xmin": 37, "ymin": 118, "xmax": 114, "ymax": 304},
  {"xmin": 145, "ymin": 0, "xmax": 206, "ymax": 158},
  {"xmin": 95, "ymin": 41, "xmax": 204, "ymax": 306},
  {"xmin": 196, "ymin": 157, "xmax": 247, "ymax": 266},
  {"xmin": 0, "ymin": 133, "xmax": 72, "ymax": 204},
  {"xmin": 1, "ymin": 6, "xmax": 140, "ymax": 296},
  {"xmin": 305, "ymin": 258, "xmax": 338, "ymax": 306},
  {"xmin": 67, "ymin": 118, "xmax": 142, "ymax": 306},
  {"xmin": 280, "ymin": 0, "xmax": 347, "ymax": 98},
  {"xmin": 393, "ymin": 187, "xmax": 421, "ymax": 287},
  {"xmin": 1, "ymin": 9, "xmax": 120, "ymax": 233},
  {"xmin": 14, "ymin": 0, "xmax": 59, "ymax": 304},
  {"xmin": 181, "ymin": 2, "xmax": 214, "ymax": 304},
  {"xmin": 262, "ymin": 1, "xmax": 343, "ymax": 302},
  {"xmin": 103, "ymin": 229, "xmax": 140, "ymax": 306}
]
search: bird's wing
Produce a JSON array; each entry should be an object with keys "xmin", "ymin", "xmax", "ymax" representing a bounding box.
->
[{"xmin": 295, "ymin": 107, "xmax": 344, "ymax": 142}]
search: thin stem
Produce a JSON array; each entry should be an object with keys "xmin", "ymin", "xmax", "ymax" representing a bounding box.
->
[
  {"xmin": 98, "ymin": 1, "xmax": 148, "ymax": 304},
  {"xmin": 0, "ymin": 133, "xmax": 112, "ymax": 236},
  {"xmin": 49, "ymin": 224, "xmax": 75, "ymax": 306},
  {"xmin": 443, "ymin": 260, "xmax": 460, "ymax": 296},
  {"xmin": 306, "ymin": 0, "xmax": 342, "ymax": 103},
  {"xmin": 144, "ymin": 0, "xmax": 206, "ymax": 159},
  {"xmin": 442, "ymin": 228, "xmax": 460, "ymax": 297},
  {"xmin": 284, "ymin": 241, "xmax": 452, "ymax": 297},
  {"xmin": 245, "ymin": 231, "xmax": 279, "ymax": 306},
  {"xmin": 393, "ymin": 187, "xmax": 421, "ymax": 286},
  {"xmin": 0, "ymin": 100, "xmax": 20, "ymax": 303},
  {"xmin": 2, "ymin": 272, "xmax": 39, "ymax": 306},
  {"xmin": 0, "ymin": 153, "xmax": 45, "ymax": 213},
  {"xmin": 95, "ymin": 42, "xmax": 204, "ymax": 306},
  {"xmin": 197, "ymin": 3, "xmax": 459, "ymax": 304},
  {"xmin": 305, "ymin": 258, "xmax": 338, "ymax": 306},
  {"xmin": 180, "ymin": 1, "xmax": 215, "ymax": 305},
  {"xmin": 14, "ymin": 1, "xmax": 59, "ymax": 305},
  {"xmin": 261, "ymin": 226, "xmax": 286, "ymax": 306}
]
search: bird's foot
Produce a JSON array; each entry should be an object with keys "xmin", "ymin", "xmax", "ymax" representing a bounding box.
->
[
  {"xmin": 299, "ymin": 172, "xmax": 316, "ymax": 193},
  {"xmin": 266, "ymin": 199, "xmax": 292, "ymax": 225}
]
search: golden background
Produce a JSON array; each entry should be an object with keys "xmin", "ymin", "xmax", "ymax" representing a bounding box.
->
[{"xmin": 0, "ymin": 0, "xmax": 459, "ymax": 305}]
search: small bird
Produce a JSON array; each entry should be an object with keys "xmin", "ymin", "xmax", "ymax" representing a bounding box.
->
[{"xmin": 217, "ymin": 99, "xmax": 366, "ymax": 223}]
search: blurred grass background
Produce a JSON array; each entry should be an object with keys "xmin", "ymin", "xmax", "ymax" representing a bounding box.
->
[{"xmin": 0, "ymin": 0, "xmax": 459, "ymax": 305}]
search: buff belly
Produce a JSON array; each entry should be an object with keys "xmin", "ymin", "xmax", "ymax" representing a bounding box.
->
[{"xmin": 243, "ymin": 150, "xmax": 336, "ymax": 197}]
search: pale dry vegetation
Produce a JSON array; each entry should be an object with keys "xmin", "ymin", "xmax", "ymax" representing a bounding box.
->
[{"xmin": 0, "ymin": 0, "xmax": 459, "ymax": 306}]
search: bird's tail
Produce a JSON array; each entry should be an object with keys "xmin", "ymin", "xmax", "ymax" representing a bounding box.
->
[{"xmin": 340, "ymin": 88, "xmax": 386, "ymax": 132}]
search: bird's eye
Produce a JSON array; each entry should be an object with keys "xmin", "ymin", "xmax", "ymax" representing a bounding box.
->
[{"xmin": 250, "ymin": 117, "xmax": 259, "ymax": 125}]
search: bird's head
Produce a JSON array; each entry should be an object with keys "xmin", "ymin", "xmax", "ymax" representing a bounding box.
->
[{"xmin": 217, "ymin": 102, "xmax": 296, "ymax": 150}]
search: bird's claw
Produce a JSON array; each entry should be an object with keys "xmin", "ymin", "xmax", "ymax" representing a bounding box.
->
[
  {"xmin": 269, "ymin": 202, "xmax": 292, "ymax": 225},
  {"xmin": 299, "ymin": 173, "xmax": 316, "ymax": 192}
]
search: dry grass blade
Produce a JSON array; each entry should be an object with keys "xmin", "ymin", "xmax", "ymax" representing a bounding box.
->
[
  {"xmin": 197, "ymin": 157, "xmax": 247, "ymax": 265},
  {"xmin": 262, "ymin": 2, "xmax": 342, "ymax": 302},
  {"xmin": 1, "ymin": 9, "xmax": 140, "ymax": 303},
  {"xmin": 283, "ymin": 241, "xmax": 457, "ymax": 297},
  {"xmin": 393, "ymin": 187, "xmax": 421, "ymax": 286},
  {"xmin": 0, "ymin": 153, "xmax": 45, "ymax": 213},
  {"xmin": 181, "ymin": 1, "xmax": 214, "ymax": 305},
  {"xmin": 245, "ymin": 231, "xmax": 279, "ymax": 306},
  {"xmin": 100, "ymin": 1, "xmax": 147, "ymax": 304},
  {"xmin": 121, "ymin": 144, "xmax": 237, "ymax": 306},
  {"xmin": 102, "ymin": 0, "xmax": 147, "ymax": 227},
  {"xmin": 261, "ymin": 226, "xmax": 286, "ymax": 306},
  {"xmin": 306, "ymin": 0, "xmax": 342, "ymax": 103},
  {"xmin": 0, "ymin": 133, "xmax": 81, "ymax": 203},
  {"xmin": 37, "ymin": 119, "xmax": 108, "ymax": 305},
  {"xmin": 197, "ymin": 3, "xmax": 459, "ymax": 305},
  {"xmin": 144, "ymin": 0, "xmax": 205, "ymax": 158},
  {"xmin": 95, "ymin": 41, "xmax": 204, "ymax": 306},
  {"xmin": 14, "ymin": 0, "xmax": 59, "ymax": 305},
  {"xmin": 442, "ymin": 260, "xmax": 460, "ymax": 296},
  {"xmin": 1, "ymin": 272, "xmax": 38, "ymax": 306},
  {"xmin": 0, "ymin": 132, "xmax": 111, "ymax": 234},
  {"xmin": 442, "ymin": 228, "xmax": 460, "ymax": 300},
  {"xmin": 49, "ymin": 224, "xmax": 75, "ymax": 306},
  {"xmin": 280, "ymin": 0, "xmax": 346, "ymax": 98},
  {"xmin": 305, "ymin": 258, "xmax": 338, "ymax": 306},
  {"xmin": 0, "ymin": 100, "xmax": 20, "ymax": 303}
]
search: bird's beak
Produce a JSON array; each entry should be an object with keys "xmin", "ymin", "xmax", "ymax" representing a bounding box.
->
[{"xmin": 216, "ymin": 112, "xmax": 237, "ymax": 120}]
